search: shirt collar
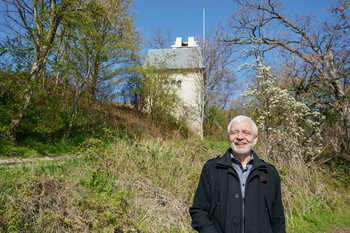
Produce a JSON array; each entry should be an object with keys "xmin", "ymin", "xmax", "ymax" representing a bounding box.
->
[{"xmin": 230, "ymin": 152, "xmax": 254, "ymax": 165}]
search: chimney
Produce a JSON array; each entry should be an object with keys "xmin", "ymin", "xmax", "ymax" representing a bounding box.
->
[
  {"xmin": 171, "ymin": 37, "xmax": 199, "ymax": 48},
  {"xmin": 188, "ymin": 37, "xmax": 198, "ymax": 47},
  {"xmin": 171, "ymin": 37, "xmax": 182, "ymax": 48}
]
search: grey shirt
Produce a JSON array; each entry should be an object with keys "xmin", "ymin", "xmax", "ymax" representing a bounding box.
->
[{"xmin": 230, "ymin": 152, "xmax": 254, "ymax": 198}]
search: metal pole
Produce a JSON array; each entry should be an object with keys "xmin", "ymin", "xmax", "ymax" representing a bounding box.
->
[{"xmin": 203, "ymin": 8, "xmax": 205, "ymax": 43}]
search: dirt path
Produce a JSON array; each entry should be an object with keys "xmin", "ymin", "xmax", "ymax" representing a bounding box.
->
[
  {"xmin": 331, "ymin": 227, "xmax": 350, "ymax": 233},
  {"xmin": 0, "ymin": 154, "xmax": 80, "ymax": 167}
]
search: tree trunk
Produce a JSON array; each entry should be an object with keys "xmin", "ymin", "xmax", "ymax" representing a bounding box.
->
[
  {"xmin": 8, "ymin": 91, "xmax": 32, "ymax": 143},
  {"xmin": 65, "ymin": 82, "xmax": 85, "ymax": 140},
  {"xmin": 5, "ymin": 0, "xmax": 69, "ymax": 143},
  {"xmin": 328, "ymin": 65, "xmax": 350, "ymax": 150},
  {"xmin": 65, "ymin": 63, "xmax": 91, "ymax": 140},
  {"xmin": 6, "ymin": 61, "xmax": 42, "ymax": 142},
  {"xmin": 341, "ymin": 105, "xmax": 350, "ymax": 150}
]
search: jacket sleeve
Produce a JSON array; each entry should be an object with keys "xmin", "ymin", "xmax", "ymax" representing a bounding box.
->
[
  {"xmin": 189, "ymin": 162, "xmax": 219, "ymax": 233},
  {"xmin": 271, "ymin": 167, "xmax": 286, "ymax": 233}
]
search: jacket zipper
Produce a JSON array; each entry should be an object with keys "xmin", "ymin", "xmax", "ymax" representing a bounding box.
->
[
  {"xmin": 242, "ymin": 197, "xmax": 245, "ymax": 233},
  {"xmin": 242, "ymin": 167, "xmax": 264, "ymax": 233},
  {"xmin": 231, "ymin": 168, "xmax": 246, "ymax": 233}
]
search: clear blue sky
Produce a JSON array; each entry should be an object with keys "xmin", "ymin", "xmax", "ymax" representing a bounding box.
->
[
  {"xmin": 132, "ymin": 0, "xmax": 333, "ymax": 98},
  {"xmin": 132, "ymin": 0, "xmax": 332, "ymax": 47}
]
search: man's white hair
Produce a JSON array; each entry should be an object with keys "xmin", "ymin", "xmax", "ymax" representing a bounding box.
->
[{"xmin": 227, "ymin": 115, "xmax": 258, "ymax": 136}]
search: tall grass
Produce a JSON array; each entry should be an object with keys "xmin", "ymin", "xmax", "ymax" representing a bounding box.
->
[
  {"xmin": 0, "ymin": 137, "xmax": 349, "ymax": 232},
  {"xmin": 255, "ymin": 137, "xmax": 350, "ymax": 233}
]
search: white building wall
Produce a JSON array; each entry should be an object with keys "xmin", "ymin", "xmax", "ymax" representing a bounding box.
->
[{"xmin": 171, "ymin": 71, "xmax": 202, "ymax": 132}]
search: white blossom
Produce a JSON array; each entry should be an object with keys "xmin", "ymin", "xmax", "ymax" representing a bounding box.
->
[{"xmin": 241, "ymin": 63, "xmax": 323, "ymax": 160}]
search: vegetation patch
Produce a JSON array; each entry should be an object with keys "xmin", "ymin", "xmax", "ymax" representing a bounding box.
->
[{"xmin": 0, "ymin": 135, "xmax": 349, "ymax": 232}]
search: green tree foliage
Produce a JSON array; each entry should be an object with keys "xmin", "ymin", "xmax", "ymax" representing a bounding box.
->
[
  {"xmin": 0, "ymin": 0, "xmax": 141, "ymax": 144},
  {"xmin": 53, "ymin": 0, "xmax": 141, "ymax": 139},
  {"xmin": 141, "ymin": 55, "xmax": 187, "ymax": 124},
  {"xmin": 242, "ymin": 63, "xmax": 323, "ymax": 161},
  {"xmin": 57, "ymin": 0, "xmax": 141, "ymax": 101},
  {"xmin": 1, "ymin": 0, "xmax": 78, "ymax": 142}
]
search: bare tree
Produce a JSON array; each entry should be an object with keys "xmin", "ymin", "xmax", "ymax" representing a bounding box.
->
[
  {"xmin": 198, "ymin": 34, "xmax": 239, "ymax": 109},
  {"xmin": 217, "ymin": 0, "xmax": 350, "ymax": 148},
  {"xmin": 147, "ymin": 27, "xmax": 173, "ymax": 49}
]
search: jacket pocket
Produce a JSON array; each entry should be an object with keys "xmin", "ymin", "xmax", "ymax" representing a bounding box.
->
[
  {"xmin": 210, "ymin": 202, "xmax": 219, "ymax": 217},
  {"xmin": 264, "ymin": 194, "xmax": 272, "ymax": 224}
]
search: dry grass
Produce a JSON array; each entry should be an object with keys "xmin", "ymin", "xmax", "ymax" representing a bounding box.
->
[
  {"xmin": 118, "ymin": 172, "xmax": 191, "ymax": 232},
  {"xmin": 102, "ymin": 103, "xmax": 187, "ymax": 140},
  {"xmin": 330, "ymin": 227, "xmax": 350, "ymax": 233},
  {"xmin": 4, "ymin": 176, "xmax": 89, "ymax": 232},
  {"xmin": 255, "ymin": 137, "xmax": 350, "ymax": 232},
  {"xmin": 1, "ymin": 135, "xmax": 349, "ymax": 232},
  {"xmin": 104, "ymin": 139, "xmax": 215, "ymax": 232}
]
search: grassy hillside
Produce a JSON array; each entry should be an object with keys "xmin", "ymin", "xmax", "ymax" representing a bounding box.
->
[{"xmin": 0, "ymin": 107, "xmax": 349, "ymax": 232}]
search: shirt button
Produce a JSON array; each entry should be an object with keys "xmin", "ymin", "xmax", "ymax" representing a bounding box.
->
[
  {"xmin": 235, "ymin": 194, "xmax": 240, "ymax": 199},
  {"xmin": 242, "ymin": 183, "xmax": 245, "ymax": 186}
]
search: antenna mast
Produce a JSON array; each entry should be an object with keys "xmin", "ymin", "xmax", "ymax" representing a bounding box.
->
[{"xmin": 203, "ymin": 8, "xmax": 205, "ymax": 44}]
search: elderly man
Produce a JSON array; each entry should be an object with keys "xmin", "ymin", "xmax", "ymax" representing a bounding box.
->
[{"xmin": 189, "ymin": 115, "xmax": 285, "ymax": 233}]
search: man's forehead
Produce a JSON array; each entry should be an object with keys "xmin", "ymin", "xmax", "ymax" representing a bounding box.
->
[{"xmin": 230, "ymin": 120, "xmax": 253, "ymax": 130}]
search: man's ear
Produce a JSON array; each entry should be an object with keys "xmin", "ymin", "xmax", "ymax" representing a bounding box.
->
[{"xmin": 253, "ymin": 135, "xmax": 258, "ymax": 145}]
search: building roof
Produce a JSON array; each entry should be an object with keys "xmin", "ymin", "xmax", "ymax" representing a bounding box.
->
[{"xmin": 144, "ymin": 47, "xmax": 204, "ymax": 69}]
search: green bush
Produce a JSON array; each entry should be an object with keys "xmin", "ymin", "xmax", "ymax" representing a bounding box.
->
[{"xmin": 203, "ymin": 105, "xmax": 228, "ymax": 139}]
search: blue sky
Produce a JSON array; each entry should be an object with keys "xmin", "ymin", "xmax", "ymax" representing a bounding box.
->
[
  {"xmin": 131, "ymin": 0, "xmax": 334, "ymax": 97},
  {"xmin": 132, "ymin": 0, "xmax": 332, "ymax": 47}
]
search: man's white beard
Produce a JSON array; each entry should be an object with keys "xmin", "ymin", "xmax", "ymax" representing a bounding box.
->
[{"xmin": 230, "ymin": 140, "xmax": 254, "ymax": 156}]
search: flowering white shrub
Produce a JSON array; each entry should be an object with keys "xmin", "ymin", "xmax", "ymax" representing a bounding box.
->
[{"xmin": 241, "ymin": 63, "xmax": 323, "ymax": 160}]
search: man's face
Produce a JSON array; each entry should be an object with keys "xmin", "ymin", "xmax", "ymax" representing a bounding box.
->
[{"xmin": 228, "ymin": 120, "xmax": 258, "ymax": 157}]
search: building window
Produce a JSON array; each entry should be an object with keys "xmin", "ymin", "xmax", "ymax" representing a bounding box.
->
[{"xmin": 177, "ymin": 81, "xmax": 182, "ymax": 89}]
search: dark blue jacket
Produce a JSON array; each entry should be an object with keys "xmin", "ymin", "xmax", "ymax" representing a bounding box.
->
[{"xmin": 189, "ymin": 149, "xmax": 286, "ymax": 233}]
